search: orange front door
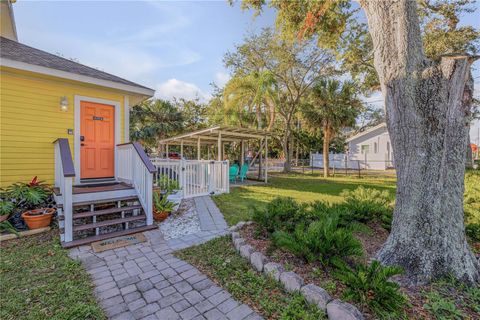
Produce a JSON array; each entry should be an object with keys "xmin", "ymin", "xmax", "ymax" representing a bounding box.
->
[{"xmin": 80, "ymin": 101, "xmax": 115, "ymax": 179}]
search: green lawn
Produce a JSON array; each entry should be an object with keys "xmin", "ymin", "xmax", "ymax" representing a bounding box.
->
[
  {"xmin": 176, "ymin": 236, "xmax": 325, "ymax": 320},
  {"xmin": 214, "ymin": 172, "xmax": 397, "ymax": 226},
  {"xmin": 0, "ymin": 231, "xmax": 105, "ymax": 320}
]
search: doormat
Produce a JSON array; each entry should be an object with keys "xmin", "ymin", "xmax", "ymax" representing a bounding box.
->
[{"xmin": 91, "ymin": 233, "xmax": 147, "ymax": 252}]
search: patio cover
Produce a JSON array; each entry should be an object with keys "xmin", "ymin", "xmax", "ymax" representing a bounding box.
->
[{"xmin": 157, "ymin": 126, "xmax": 271, "ymax": 146}]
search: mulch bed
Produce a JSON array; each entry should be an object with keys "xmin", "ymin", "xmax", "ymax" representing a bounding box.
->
[{"xmin": 239, "ymin": 223, "xmax": 480, "ymax": 320}]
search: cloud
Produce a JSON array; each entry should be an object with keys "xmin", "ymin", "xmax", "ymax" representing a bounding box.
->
[
  {"xmin": 214, "ymin": 71, "xmax": 231, "ymax": 87},
  {"xmin": 155, "ymin": 79, "xmax": 210, "ymax": 101}
]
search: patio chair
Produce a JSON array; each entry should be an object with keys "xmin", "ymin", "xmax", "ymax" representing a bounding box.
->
[
  {"xmin": 239, "ymin": 164, "xmax": 249, "ymax": 182},
  {"xmin": 229, "ymin": 166, "xmax": 239, "ymax": 183}
]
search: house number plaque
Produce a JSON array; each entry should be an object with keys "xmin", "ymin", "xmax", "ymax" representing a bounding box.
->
[{"xmin": 93, "ymin": 116, "xmax": 104, "ymax": 121}]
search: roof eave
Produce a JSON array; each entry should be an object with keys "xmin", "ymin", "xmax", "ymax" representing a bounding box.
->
[
  {"xmin": 346, "ymin": 123, "xmax": 387, "ymax": 142},
  {"xmin": 1, "ymin": 58, "xmax": 155, "ymax": 97}
]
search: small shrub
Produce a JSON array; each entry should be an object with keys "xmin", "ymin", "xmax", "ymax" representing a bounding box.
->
[
  {"xmin": 340, "ymin": 187, "xmax": 393, "ymax": 229},
  {"xmin": 465, "ymin": 223, "xmax": 480, "ymax": 242},
  {"xmin": 335, "ymin": 260, "xmax": 406, "ymax": 318},
  {"xmin": 423, "ymin": 291, "xmax": 465, "ymax": 320},
  {"xmin": 252, "ymin": 197, "xmax": 308, "ymax": 234},
  {"xmin": 272, "ymin": 213, "xmax": 363, "ymax": 266}
]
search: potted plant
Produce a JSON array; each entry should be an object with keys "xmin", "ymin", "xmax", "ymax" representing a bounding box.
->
[
  {"xmin": 7, "ymin": 177, "xmax": 54, "ymax": 230},
  {"xmin": 153, "ymin": 191, "xmax": 175, "ymax": 222},
  {"xmin": 0, "ymin": 199, "xmax": 18, "ymax": 234}
]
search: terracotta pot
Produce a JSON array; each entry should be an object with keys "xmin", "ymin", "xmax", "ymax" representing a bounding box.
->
[
  {"xmin": 153, "ymin": 209, "xmax": 169, "ymax": 222},
  {"xmin": 21, "ymin": 208, "xmax": 54, "ymax": 229}
]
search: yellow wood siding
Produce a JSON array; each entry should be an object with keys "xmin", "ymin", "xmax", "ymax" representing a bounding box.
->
[{"xmin": 0, "ymin": 68, "xmax": 127, "ymax": 187}]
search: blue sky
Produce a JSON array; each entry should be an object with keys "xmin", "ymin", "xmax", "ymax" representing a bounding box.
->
[{"xmin": 12, "ymin": 0, "xmax": 480, "ymax": 142}]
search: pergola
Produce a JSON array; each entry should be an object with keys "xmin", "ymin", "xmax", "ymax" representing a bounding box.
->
[{"xmin": 157, "ymin": 126, "xmax": 272, "ymax": 182}]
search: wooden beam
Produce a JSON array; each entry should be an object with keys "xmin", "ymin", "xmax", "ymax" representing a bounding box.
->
[
  {"xmin": 197, "ymin": 137, "xmax": 201, "ymax": 160},
  {"xmin": 217, "ymin": 133, "xmax": 222, "ymax": 161}
]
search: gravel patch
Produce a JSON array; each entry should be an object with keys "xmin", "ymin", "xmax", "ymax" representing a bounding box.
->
[{"xmin": 160, "ymin": 199, "xmax": 200, "ymax": 240}]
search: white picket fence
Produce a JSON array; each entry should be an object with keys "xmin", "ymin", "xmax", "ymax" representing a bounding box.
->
[{"xmin": 150, "ymin": 158, "xmax": 230, "ymax": 198}]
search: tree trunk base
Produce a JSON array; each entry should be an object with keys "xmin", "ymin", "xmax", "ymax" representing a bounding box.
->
[{"xmin": 377, "ymin": 236, "xmax": 480, "ymax": 285}]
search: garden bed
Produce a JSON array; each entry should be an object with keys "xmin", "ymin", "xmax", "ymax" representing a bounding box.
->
[
  {"xmin": 159, "ymin": 198, "xmax": 200, "ymax": 240},
  {"xmin": 239, "ymin": 221, "xmax": 479, "ymax": 319}
]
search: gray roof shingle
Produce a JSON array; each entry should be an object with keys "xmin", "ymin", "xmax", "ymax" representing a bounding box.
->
[{"xmin": 0, "ymin": 36, "xmax": 154, "ymax": 93}]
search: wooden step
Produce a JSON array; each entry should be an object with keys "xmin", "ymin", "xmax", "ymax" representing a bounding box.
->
[
  {"xmin": 61, "ymin": 224, "xmax": 158, "ymax": 248},
  {"xmin": 58, "ymin": 205, "xmax": 143, "ymax": 220},
  {"xmin": 73, "ymin": 215, "xmax": 146, "ymax": 232},
  {"xmin": 73, "ymin": 196, "xmax": 139, "ymax": 207}
]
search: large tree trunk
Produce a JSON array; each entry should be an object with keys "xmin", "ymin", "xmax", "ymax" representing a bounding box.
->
[
  {"xmin": 362, "ymin": 0, "xmax": 479, "ymax": 285},
  {"xmin": 322, "ymin": 125, "xmax": 331, "ymax": 177}
]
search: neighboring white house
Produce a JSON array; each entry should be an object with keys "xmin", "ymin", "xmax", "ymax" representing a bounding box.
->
[{"xmin": 346, "ymin": 122, "xmax": 394, "ymax": 170}]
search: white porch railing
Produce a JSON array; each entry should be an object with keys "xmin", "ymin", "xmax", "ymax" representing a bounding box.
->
[
  {"xmin": 53, "ymin": 139, "xmax": 75, "ymax": 243},
  {"xmin": 117, "ymin": 143, "xmax": 156, "ymax": 225},
  {"xmin": 150, "ymin": 158, "xmax": 229, "ymax": 198}
]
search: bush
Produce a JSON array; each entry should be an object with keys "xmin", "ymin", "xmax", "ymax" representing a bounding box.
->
[
  {"xmin": 466, "ymin": 223, "xmax": 480, "ymax": 242},
  {"xmin": 340, "ymin": 187, "xmax": 393, "ymax": 229},
  {"xmin": 272, "ymin": 213, "xmax": 363, "ymax": 266},
  {"xmin": 252, "ymin": 197, "xmax": 309, "ymax": 234},
  {"xmin": 335, "ymin": 260, "xmax": 406, "ymax": 318}
]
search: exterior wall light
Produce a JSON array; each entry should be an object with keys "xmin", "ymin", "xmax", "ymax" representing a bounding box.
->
[{"xmin": 60, "ymin": 96, "xmax": 68, "ymax": 112}]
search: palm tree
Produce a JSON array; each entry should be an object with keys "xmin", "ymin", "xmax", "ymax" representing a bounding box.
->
[
  {"xmin": 303, "ymin": 79, "xmax": 361, "ymax": 177},
  {"xmin": 130, "ymin": 99, "xmax": 183, "ymax": 152},
  {"xmin": 223, "ymin": 70, "xmax": 277, "ymax": 131}
]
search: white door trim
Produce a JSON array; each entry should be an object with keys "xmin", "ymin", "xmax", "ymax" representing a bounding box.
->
[{"xmin": 74, "ymin": 95, "xmax": 121, "ymax": 185}]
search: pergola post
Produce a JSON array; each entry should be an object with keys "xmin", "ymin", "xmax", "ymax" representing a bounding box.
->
[
  {"xmin": 166, "ymin": 144, "xmax": 169, "ymax": 159},
  {"xmin": 197, "ymin": 137, "xmax": 201, "ymax": 160},
  {"xmin": 265, "ymin": 136, "xmax": 268, "ymax": 183},
  {"xmin": 180, "ymin": 141, "xmax": 184, "ymax": 159},
  {"xmin": 217, "ymin": 133, "xmax": 222, "ymax": 161},
  {"xmin": 240, "ymin": 140, "xmax": 245, "ymax": 166}
]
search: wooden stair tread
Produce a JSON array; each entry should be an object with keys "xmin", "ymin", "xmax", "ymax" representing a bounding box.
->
[
  {"xmin": 58, "ymin": 205, "xmax": 143, "ymax": 220},
  {"xmin": 73, "ymin": 215, "xmax": 146, "ymax": 232},
  {"xmin": 61, "ymin": 225, "xmax": 158, "ymax": 248},
  {"xmin": 72, "ymin": 196, "xmax": 139, "ymax": 207}
]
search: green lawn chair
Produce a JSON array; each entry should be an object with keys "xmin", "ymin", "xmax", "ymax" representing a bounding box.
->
[
  {"xmin": 229, "ymin": 166, "xmax": 239, "ymax": 182},
  {"xmin": 239, "ymin": 164, "xmax": 249, "ymax": 182}
]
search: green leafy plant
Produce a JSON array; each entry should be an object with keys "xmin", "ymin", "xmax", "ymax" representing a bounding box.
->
[
  {"xmin": 423, "ymin": 291, "xmax": 465, "ymax": 320},
  {"xmin": 335, "ymin": 260, "xmax": 406, "ymax": 318},
  {"xmin": 272, "ymin": 213, "xmax": 363, "ymax": 266},
  {"xmin": 153, "ymin": 192, "xmax": 175, "ymax": 214},
  {"xmin": 0, "ymin": 220, "xmax": 19, "ymax": 235},
  {"xmin": 6, "ymin": 177, "xmax": 51, "ymax": 208},
  {"xmin": 156, "ymin": 174, "xmax": 181, "ymax": 193},
  {"xmin": 465, "ymin": 223, "xmax": 480, "ymax": 242},
  {"xmin": 0, "ymin": 200, "xmax": 14, "ymax": 216},
  {"xmin": 340, "ymin": 187, "xmax": 393, "ymax": 229},
  {"xmin": 252, "ymin": 197, "xmax": 309, "ymax": 234}
]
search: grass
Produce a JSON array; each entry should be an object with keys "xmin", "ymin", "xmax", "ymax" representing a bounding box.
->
[
  {"xmin": 0, "ymin": 231, "xmax": 105, "ymax": 320},
  {"xmin": 214, "ymin": 172, "xmax": 397, "ymax": 226},
  {"xmin": 175, "ymin": 236, "xmax": 325, "ymax": 320}
]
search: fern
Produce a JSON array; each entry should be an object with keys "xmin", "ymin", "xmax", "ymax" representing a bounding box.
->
[
  {"xmin": 272, "ymin": 214, "xmax": 363, "ymax": 266},
  {"xmin": 340, "ymin": 187, "xmax": 394, "ymax": 229},
  {"xmin": 253, "ymin": 197, "xmax": 309, "ymax": 234},
  {"xmin": 335, "ymin": 260, "xmax": 406, "ymax": 318}
]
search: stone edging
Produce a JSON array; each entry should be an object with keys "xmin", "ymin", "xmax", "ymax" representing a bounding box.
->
[{"xmin": 229, "ymin": 221, "xmax": 364, "ymax": 320}]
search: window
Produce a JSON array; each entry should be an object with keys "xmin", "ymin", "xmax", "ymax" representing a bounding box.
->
[
  {"xmin": 361, "ymin": 145, "xmax": 370, "ymax": 154},
  {"xmin": 374, "ymin": 142, "xmax": 378, "ymax": 153}
]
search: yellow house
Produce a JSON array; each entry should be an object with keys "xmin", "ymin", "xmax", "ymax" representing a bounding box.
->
[
  {"xmin": 0, "ymin": 1, "xmax": 154, "ymax": 187},
  {"xmin": 0, "ymin": 1, "xmax": 157, "ymax": 246}
]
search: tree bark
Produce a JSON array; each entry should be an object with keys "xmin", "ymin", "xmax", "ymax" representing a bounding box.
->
[
  {"xmin": 322, "ymin": 125, "xmax": 331, "ymax": 177},
  {"xmin": 283, "ymin": 126, "xmax": 292, "ymax": 172},
  {"xmin": 361, "ymin": 0, "xmax": 479, "ymax": 285}
]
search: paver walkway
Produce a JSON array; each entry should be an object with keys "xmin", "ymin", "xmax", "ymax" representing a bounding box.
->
[
  {"xmin": 166, "ymin": 197, "xmax": 228, "ymax": 251},
  {"xmin": 68, "ymin": 196, "xmax": 262, "ymax": 320}
]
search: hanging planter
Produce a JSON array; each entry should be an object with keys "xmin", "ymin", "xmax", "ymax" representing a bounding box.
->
[{"xmin": 21, "ymin": 208, "xmax": 55, "ymax": 229}]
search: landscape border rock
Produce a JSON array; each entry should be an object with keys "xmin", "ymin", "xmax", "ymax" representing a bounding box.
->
[{"xmin": 229, "ymin": 220, "xmax": 364, "ymax": 320}]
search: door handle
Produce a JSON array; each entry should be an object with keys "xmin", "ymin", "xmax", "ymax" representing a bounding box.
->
[{"xmin": 81, "ymin": 143, "xmax": 86, "ymax": 146}]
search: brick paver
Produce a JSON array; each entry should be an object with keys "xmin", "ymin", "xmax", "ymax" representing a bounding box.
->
[{"xmin": 69, "ymin": 196, "xmax": 261, "ymax": 320}]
